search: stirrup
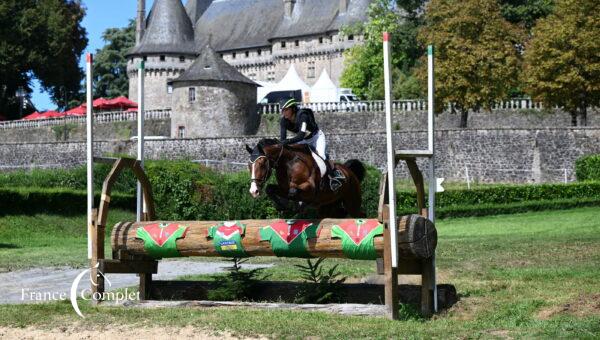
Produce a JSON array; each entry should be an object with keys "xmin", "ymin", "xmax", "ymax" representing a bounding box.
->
[{"xmin": 332, "ymin": 169, "xmax": 345, "ymax": 180}]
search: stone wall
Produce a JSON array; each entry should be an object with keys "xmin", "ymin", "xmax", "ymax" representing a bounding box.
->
[
  {"xmin": 2, "ymin": 128, "xmax": 599, "ymax": 184},
  {"xmin": 258, "ymin": 107, "xmax": 600, "ymax": 134},
  {"xmin": 0, "ymin": 120, "xmax": 170, "ymax": 143}
]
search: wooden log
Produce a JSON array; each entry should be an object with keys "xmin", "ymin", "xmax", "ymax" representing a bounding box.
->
[{"xmin": 112, "ymin": 215, "xmax": 436, "ymax": 260}]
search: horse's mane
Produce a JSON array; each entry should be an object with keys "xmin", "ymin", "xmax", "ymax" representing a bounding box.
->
[
  {"xmin": 257, "ymin": 138, "xmax": 311, "ymax": 155},
  {"xmin": 258, "ymin": 138, "xmax": 280, "ymax": 148}
]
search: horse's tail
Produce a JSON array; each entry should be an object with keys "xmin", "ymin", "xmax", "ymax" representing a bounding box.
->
[{"xmin": 344, "ymin": 159, "xmax": 366, "ymax": 183}]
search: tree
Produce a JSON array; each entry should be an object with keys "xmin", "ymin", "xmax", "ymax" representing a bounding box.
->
[
  {"xmin": 523, "ymin": 0, "xmax": 599, "ymax": 126},
  {"xmin": 0, "ymin": 0, "xmax": 87, "ymax": 118},
  {"xmin": 340, "ymin": 0, "xmax": 426, "ymax": 100},
  {"xmin": 417, "ymin": 0, "xmax": 524, "ymax": 127},
  {"xmin": 93, "ymin": 20, "xmax": 136, "ymax": 99},
  {"xmin": 500, "ymin": 0, "xmax": 554, "ymax": 30}
]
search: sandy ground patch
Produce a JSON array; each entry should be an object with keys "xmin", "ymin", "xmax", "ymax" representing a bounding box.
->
[
  {"xmin": 0, "ymin": 325, "xmax": 266, "ymax": 340},
  {"xmin": 537, "ymin": 293, "xmax": 600, "ymax": 320}
]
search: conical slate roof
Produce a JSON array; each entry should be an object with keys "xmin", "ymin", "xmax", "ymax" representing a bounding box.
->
[
  {"xmin": 129, "ymin": 0, "xmax": 196, "ymax": 56},
  {"xmin": 174, "ymin": 44, "xmax": 258, "ymax": 86},
  {"xmin": 185, "ymin": 0, "xmax": 212, "ymax": 26}
]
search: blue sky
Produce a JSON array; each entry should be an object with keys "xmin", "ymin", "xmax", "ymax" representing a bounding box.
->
[{"xmin": 32, "ymin": 0, "xmax": 155, "ymax": 111}]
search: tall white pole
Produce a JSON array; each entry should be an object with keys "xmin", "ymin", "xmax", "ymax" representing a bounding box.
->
[
  {"xmin": 383, "ymin": 32, "xmax": 399, "ymax": 268},
  {"xmin": 86, "ymin": 53, "xmax": 94, "ymax": 260},
  {"xmin": 427, "ymin": 45, "xmax": 436, "ymax": 222},
  {"xmin": 136, "ymin": 61, "xmax": 145, "ymax": 222},
  {"xmin": 427, "ymin": 45, "xmax": 438, "ymax": 313}
]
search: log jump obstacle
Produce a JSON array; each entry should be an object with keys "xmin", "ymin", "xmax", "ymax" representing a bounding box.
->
[{"xmin": 90, "ymin": 157, "xmax": 439, "ymax": 319}]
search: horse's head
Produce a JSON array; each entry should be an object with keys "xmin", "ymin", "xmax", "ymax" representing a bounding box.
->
[{"xmin": 245, "ymin": 139, "xmax": 280, "ymax": 198}]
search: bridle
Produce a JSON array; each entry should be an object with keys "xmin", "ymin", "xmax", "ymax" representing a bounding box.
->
[{"xmin": 250, "ymin": 145, "xmax": 284, "ymax": 186}]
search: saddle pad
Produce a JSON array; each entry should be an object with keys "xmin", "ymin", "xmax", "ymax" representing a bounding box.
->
[{"xmin": 311, "ymin": 151, "xmax": 327, "ymax": 177}]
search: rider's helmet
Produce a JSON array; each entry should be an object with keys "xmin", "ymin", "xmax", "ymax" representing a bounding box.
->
[{"xmin": 279, "ymin": 98, "xmax": 298, "ymax": 112}]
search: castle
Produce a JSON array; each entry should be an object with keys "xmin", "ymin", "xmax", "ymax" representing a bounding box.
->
[{"xmin": 127, "ymin": 0, "xmax": 371, "ymax": 110}]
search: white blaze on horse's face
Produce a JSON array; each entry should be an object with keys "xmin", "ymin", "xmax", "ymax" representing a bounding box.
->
[{"xmin": 249, "ymin": 160, "xmax": 260, "ymax": 198}]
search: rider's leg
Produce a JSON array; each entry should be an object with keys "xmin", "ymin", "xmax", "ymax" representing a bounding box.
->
[{"xmin": 314, "ymin": 131, "xmax": 343, "ymax": 190}]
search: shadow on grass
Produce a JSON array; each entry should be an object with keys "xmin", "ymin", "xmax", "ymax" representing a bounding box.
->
[{"xmin": 0, "ymin": 243, "xmax": 20, "ymax": 249}]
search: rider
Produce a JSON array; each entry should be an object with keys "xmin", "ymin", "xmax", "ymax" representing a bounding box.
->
[{"xmin": 279, "ymin": 98, "xmax": 344, "ymax": 191}]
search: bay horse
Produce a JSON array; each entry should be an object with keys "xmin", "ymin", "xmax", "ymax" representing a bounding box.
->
[{"xmin": 245, "ymin": 138, "xmax": 366, "ymax": 218}]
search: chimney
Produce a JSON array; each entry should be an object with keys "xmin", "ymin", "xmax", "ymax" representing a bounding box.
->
[
  {"xmin": 136, "ymin": 0, "xmax": 146, "ymax": 45},
  {"xmin": 284, "ymin": 0, "xmax": 296, "ymax": 18},
  {"xmin": 339, "ymin": 0, "xmax": 349, "ymax": 13}
]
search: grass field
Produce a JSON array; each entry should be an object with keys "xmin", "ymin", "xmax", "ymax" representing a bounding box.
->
[{"xmin": 0, "ymin": 207, "xmax": 599, "ymax": 338}]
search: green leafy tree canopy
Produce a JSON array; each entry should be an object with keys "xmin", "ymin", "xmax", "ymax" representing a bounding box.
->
[
  {"xmin": 417, "ymin": 0, "xmax": 524, "ymax": 127},
  {"xmin": 523, "ymin": 0, "xmax": 600, "ymax": 126},
  {"xmin": 0, "ymin": 0, "xmax": 87, "ymax": 118},
  {"xmin": 93, "ymin": 20, "xmax": 135, "ymax": 99},
  {"xmin": 340, "ymin": 0, "xmax": 426, "ymax": 100}
]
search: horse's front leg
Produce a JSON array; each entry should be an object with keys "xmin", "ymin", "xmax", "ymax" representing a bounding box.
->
[{"xmin": 266, "ymin": 184, "xmax": 290, "ymax": 212}]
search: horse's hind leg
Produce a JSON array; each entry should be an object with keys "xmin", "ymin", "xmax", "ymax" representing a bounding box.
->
[{"xmin": 318, "ymin": 201, "xmax": 346, "ymax": 218}]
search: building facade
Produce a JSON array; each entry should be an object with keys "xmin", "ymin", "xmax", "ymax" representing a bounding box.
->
[{"xmin": 127, "ymin": 0, "xmax": 370, "ymax": 110}]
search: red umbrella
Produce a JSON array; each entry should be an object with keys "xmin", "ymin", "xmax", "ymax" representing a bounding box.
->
[
  {"xmin": 23, "ymin": 112, "xmax": 44, "ymax": 120},
  {"xmin": 22, "ymin": 111, "xmax": 64, "ymax": 120},
  {"xmin": 65, "ymin": 104, "xmax": 86, "ymax": 116},
  {"xmin": 126, "ymin": 107, "xmax": 138, "ymax": 112},
  {"xmin": 41, "ymin": 110, "xmax": 64, "ymax": 118},
  {"xmin": 0, "ymin": 114, "xmax": 6, "ymax": 121},
  {"xmin": 106, "ymin": 96, "xmax": 137, "ymax": 109}
]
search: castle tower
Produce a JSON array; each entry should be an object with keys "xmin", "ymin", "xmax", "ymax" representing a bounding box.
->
[
  {"xmin": 185, "ymin": 0, "xmax": 213, "ymax": 27},
  {"xmin": 127, "ymin": 0, "xmax": 198, "ymax": 110},
  {"xmin": 136, "ymin": 0, "xmax": 146, "ymax": 44},
  {"xmin": 171, "ymin": 44, "xmax": 259, "ymax": 138}
]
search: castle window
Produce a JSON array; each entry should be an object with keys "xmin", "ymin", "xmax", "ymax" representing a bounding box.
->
[
  {"xmin": 188, "ymin": 87, "xmax": 196, "ymax": 103},
  {"xmin": 267, "ymin": 71, "xmax": 276, "ymax": 82},
  {"xmin": 348, "ymin": 34, "xmax": 354, "ymax": 41},
  {"xmin": 160, "ymin": 55, "xmax": 166, "ymax": 61},
  {"xmin": 178, "ymin": 126, "xmax": 186, "ymax": 139},
  {"xmin": 281, "ymin": 41, "xmax": 286, "ymax": 48},
  {"xmin": 319, "ymin": 37, "xmax": 323, "ymax": 44},
  {"xmin": 167, "ymin": 82, "xmax": 173, "ymax": 94},
  {"xmin": 179, "ymin": 56, "xmax": 185, "ymax": 62},
  {"xmin": 295, "ymin": 40, "xmax": 299, "ymax": 47},
  {"xmin": 307, "ymin": 62, "xmax": 316, "ymax": 79},
  {"xmin": 257, "ymin": 49, "xmax": 262, "ymax": 56},
  {"xmin": 232, "ymin": 52, "xmax": 236, "ymax": 59},
  {"xmin": 245, "ymin": 51, "xmax": 249, "ymax": 58}
]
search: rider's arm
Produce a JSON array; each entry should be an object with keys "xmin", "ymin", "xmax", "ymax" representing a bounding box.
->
[
  {"xmin": 282, "ymin": 122, "xmax": 308, "ymax": 145},
  {"xmin": 279, "ymin": 117, "xmax": 288, "ymax": 141}
]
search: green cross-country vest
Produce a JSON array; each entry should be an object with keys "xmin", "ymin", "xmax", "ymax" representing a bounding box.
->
[
  {"xmin": 331, "ymin": 219, "xmax": 384, "ymax": 260},
  {"xmin": 260, "ymin": 220, "xmax": 320, "ymax": 258},
  {"xmin": 207, "ymin": 221, "xmax": 248, "ymax": 258},
  {"xmin": 136, "ymin": 222, "xmax": 189, "ymax": 258}
]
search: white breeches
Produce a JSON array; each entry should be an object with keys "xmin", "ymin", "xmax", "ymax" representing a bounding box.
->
[{"xmin": 298, "ymin": 130, "xmax": 327, "ymax": 160}]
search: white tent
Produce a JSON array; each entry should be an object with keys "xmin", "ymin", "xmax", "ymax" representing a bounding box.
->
[
  {"xmin": 310, "ymin": 69, "xmax": 338, "ymax": 103},
  {"xmin": 256, "ymin": 80, "xmax": 276, "ymax": 103},
  {"xmin": 266, "ymin": 64, "xmax": 311, "ymax": 102}
]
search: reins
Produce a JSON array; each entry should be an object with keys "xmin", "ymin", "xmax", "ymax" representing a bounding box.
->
[{"xmin": 250, "ymin": 145, "xmax": 285, "ymax": 185}]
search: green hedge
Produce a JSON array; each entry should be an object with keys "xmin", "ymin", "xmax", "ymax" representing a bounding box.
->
[
  {"xmin": 1, "ymin": 161, "xmax": 599, "ymax": 219},
  {"xmin": 0, "ymin": 164, "xmax": 137, "ymax": 194},
  {"xmin": 0, "ymin": 187, "xmax": 134, "ymax": 216},
  {"xmin": 575, "ymin": 154, "xmax": 600, "ymax": 181}
]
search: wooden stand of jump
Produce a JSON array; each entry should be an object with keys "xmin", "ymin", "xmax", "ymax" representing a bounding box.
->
[{"xmin": 90, "ymin": 157, "xmax": 438, "ymax": 318}]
